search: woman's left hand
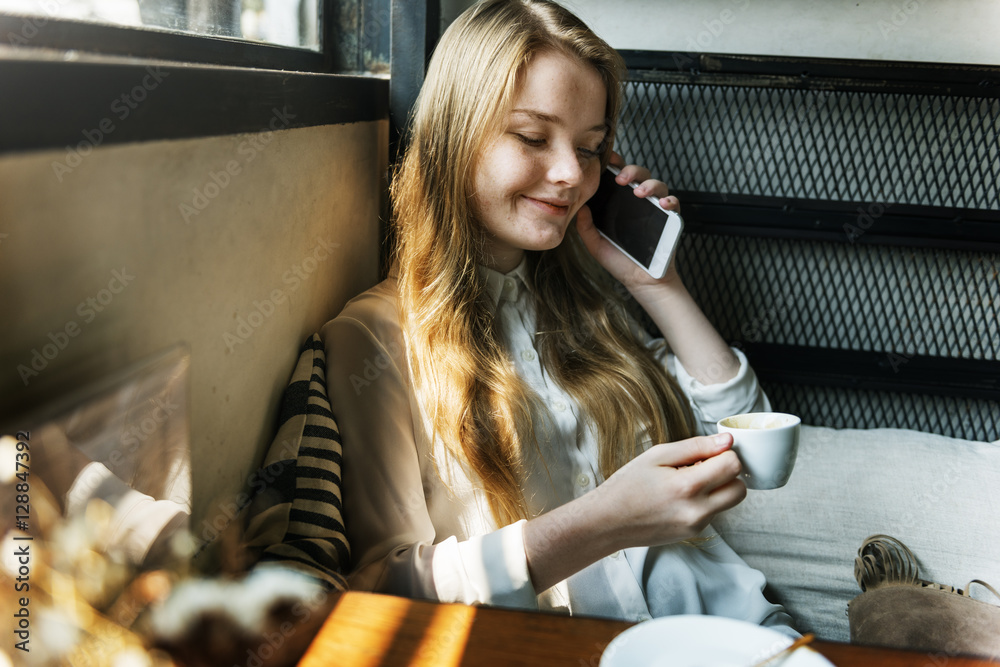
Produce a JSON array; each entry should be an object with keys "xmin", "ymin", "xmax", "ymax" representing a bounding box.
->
[
  {"xmin": 576, "ymin": 154, "xmax": 682, "ymax": 292},
  {"xmin": 578, "ymin": 156, "xmax": 741, "ymax": 386}
]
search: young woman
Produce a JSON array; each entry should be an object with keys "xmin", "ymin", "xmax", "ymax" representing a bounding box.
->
[{"xmin": 323, "ymin": 0, "xmax": 795, "ymax": 632}]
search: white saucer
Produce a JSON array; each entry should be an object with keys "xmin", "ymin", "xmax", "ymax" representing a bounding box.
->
[{"xmin": 599, "ymin": 616, "xmax": 833, "ymax": 667}]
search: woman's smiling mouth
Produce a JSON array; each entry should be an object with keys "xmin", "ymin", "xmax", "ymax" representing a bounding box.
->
[{"xmin": 524, "ymin": 195, "xmax": 571, "ymax": 216}]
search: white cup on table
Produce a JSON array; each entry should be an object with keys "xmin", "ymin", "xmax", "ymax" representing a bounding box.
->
[{"xmin": 716, "ymin": 412, "xmax": 801, "ymax": 490}]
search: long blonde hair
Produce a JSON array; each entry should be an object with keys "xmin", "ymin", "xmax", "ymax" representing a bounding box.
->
[{"xmin": 392, "ymin": 0, "xmax": 696, "ymax": 526}]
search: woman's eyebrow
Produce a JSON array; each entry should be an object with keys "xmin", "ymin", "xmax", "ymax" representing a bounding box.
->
[{"xmin": 511, "ymin": 108, "xmax": 607, "ymax": 134}]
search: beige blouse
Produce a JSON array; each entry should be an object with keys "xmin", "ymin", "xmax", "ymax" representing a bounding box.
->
[{"xmin": 322, "ymin": 259, "xmax": 795, "ymax": 632}]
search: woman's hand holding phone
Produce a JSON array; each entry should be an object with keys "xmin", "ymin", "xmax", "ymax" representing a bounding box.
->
[
  {"xmin": 612, "ymin": 161, "xmax": 682, "ymax": 217},
  {"xmin": 577, "ymin": 155, "xmax": 684, "ymax": 291},
  {"xmin": 577, "ymin": 155, "xmax": 741, "ymax": 387}
]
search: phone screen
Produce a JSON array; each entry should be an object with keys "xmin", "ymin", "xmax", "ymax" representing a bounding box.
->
[{"xmin": 587, "ymin": 168, "xmax": 669, "ymax": 269}]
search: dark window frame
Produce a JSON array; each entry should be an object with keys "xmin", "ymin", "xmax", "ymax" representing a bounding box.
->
[
  {"xmin": 0, "ymin": 0, "xmax": 411, "ymax": 153},
  {"xmin": 0, "ymin": 14, "xmax": 330, "ymax": 71}
]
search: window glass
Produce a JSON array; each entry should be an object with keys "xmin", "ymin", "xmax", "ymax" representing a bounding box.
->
[{"xmin": 0, "ymin": 0, "xmax": 320, "ymax": 49}]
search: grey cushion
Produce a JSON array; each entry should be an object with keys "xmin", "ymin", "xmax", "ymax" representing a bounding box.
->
[
  {"xmin": 242, "ymin": 334, "xmax": 349, "ymax": 590},
  {"xmin": 713, "ymin": 425, "xmax": 1000, "ymax": 641}
]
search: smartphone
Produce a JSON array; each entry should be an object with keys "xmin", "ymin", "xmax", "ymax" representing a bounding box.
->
[{"xmin": 586, "ymin": 165, "xmax": 683, "ymax": 280}]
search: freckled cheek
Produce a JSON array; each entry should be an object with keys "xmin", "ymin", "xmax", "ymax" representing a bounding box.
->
[{"xmin": 513, "ymin": 157, "xmax": 547, "ymax": 190}]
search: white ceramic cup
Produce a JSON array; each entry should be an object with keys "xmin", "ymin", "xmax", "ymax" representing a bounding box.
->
[{"xmin": 716, "ymin": 412, "xmax": 801, "ymax": 490}]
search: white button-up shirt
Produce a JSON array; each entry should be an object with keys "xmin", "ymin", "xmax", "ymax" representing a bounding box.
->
[{"xmin": 322, "ymin": 259, "xmax": 795, "ymax": 634}]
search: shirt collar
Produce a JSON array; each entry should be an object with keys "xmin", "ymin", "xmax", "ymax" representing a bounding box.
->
[{"xmin": 478, "ymin": 256, "xmax": 530, "ymax": 314}]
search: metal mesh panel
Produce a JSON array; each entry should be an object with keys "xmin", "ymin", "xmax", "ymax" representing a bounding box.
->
[
  {"xmin": 675, "ymin": 234, "xmax": 1000, "ymax": 361},
  {"xmin": 762, "ymin": 382, "xmax": 998, "ymax": 443},
  {"xmin": 619, "ymin": 81, "xmax": 1000, "ymax": 209},
  {"xmin": 619, "ymin": 77, "xmax": 1000, "ymax": 440},
  {"xmin": 678, "ymin": 232, "xmax": 1000, "ymax": 441}
]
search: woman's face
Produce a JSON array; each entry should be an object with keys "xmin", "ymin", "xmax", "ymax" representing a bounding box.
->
[{"xmin": 472, "ymin": 49, "xmax": 608, "ymax": 273}]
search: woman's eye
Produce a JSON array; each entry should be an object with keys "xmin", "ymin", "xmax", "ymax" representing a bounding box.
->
[
  {"xmin": 513, "ymin": 133, "xmax": 601, "ymax": 158},
  {"xmin": 515, "ymin": 134, "xmax": 545, "ymax": 147}
]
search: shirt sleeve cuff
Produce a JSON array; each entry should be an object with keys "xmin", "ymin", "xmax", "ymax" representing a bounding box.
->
[
  {"xmin": 670, "ymin": 347, "xmax": 772, "ymax": 434},
  {"xmin": 431, "ymin": 519, "xmax": 538, "ymax": 609}
]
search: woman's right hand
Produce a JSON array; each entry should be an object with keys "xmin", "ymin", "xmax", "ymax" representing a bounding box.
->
[
  {"xmin": 523, "ymin": 432, "xmax": 746, "ymax": 593},
  {"xmin": 594, "ymin": 432, "xmax": 746, "ymax": 549}
]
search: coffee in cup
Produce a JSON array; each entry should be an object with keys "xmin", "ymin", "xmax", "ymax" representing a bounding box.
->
[{"xmin": 716, "ymin": 412, "xmax": 801, "ymax": 490}]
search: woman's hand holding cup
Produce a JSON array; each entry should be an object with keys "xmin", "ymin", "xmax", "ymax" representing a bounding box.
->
[{"xmin": 595, "ymin": 433, "xmax": 747, "ymax": 550}]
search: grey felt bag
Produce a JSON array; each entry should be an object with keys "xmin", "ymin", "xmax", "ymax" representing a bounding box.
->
[{"xmin": 848, "ymin": 534, "xmax": 1000, "ymax": 661}]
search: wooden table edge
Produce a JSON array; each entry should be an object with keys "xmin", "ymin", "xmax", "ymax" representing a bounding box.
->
[{"xmin": 294, "ymin": 590, "xmax": 1000, "ymax": 667}]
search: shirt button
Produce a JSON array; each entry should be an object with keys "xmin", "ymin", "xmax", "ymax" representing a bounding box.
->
[
  {"xmin": 610, "ymin": 550, "xmax": 622, "ymax": 560},
  {"xmin": 521, "ymin": 350, "xmax": 536, "ymax": 362},
  {"xmin": 636, "ymin": 614, "xmax": 652, "ymax": 623},
  {"xmin": 504, "ymin": 278, "xmax": 516, "ymax": 291},
  {"xmin": 576, "ymin": 473, "xmax": 590, "ymax": 488},
  {"xmin": 553, "ymin": 401, "xmax": 566, "ymax": 412}
]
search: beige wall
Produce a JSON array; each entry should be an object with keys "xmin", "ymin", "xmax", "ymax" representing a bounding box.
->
[
  {"xmin": 0, "ymin": 120, "xmax": 387, "ymax": 566},
  {"xmin": 442, "ymin": 0, "xmax": 1000, "ymax": 65},
  {"xmin": 566, "ymin": 0, "xmax": 1000, "ymax": 64}
]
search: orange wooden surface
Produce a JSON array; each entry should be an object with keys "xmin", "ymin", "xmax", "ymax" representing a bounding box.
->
[{"xmin": 297, "ymin": 591, "xmax": 1000, "ymax": 667}]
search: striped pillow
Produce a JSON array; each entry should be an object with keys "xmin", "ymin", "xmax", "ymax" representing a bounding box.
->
[{"xmin": 242, "ymin": 334, "xmax": 349, "ymax": 590}]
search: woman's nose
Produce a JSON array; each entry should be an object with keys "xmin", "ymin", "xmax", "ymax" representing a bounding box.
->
[{"xmin": 546, "ymin": 144, "xmax": 585, "ymax": 186}]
